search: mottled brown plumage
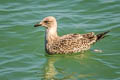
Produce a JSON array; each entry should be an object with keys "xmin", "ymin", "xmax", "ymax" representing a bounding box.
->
[{"xmin": 34, "ymin": 16, "xmax": 109, "ymax": 54}]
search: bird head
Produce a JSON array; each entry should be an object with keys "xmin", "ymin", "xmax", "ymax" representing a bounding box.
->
[{"xmin": 34, "ymin": 16, "xmax": 57, "ymax": 28}]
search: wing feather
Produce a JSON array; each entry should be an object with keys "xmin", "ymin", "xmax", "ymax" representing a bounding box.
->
[{"xmin": 49, "ymin": 33, "xmax": 97, "ymax": 54}]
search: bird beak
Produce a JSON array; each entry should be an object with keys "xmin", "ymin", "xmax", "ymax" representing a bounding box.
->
[
  {"xmin": 34, "ymin": 22, "xmax": 42, "ymax": 27},
  {"xmin": 34, "ymin": 24, "xmax": 41, "ymax": 27}
]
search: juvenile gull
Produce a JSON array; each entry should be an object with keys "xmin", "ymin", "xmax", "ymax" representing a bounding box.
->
[{"xmin": 34, "ymin": 16, "xmax": 109, "ymax": 54}]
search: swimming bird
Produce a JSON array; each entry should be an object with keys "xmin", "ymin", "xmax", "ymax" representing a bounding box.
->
[{"xmin": 34, "ymin": 16, "xmax": 109, "ymax": 55}]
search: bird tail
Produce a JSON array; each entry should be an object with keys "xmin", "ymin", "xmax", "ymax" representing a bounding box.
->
[{"xmin": 96, "ymin": 31, "xmax": 110, "ymax": 41}]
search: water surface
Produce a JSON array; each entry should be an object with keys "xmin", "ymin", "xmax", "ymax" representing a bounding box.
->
[{"xmin": 0, "ymin": 0, "xmax": 120, "ymax": 80}]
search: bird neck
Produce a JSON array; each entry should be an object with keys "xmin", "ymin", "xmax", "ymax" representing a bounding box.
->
[{"xmin": 45, "ymin": 26, "xmax": 59, "ymax": 43}]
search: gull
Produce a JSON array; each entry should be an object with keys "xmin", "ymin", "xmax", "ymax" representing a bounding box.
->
[{"xmin": 34, "ymin": 16, "xmax": 109, "ymax": 55}]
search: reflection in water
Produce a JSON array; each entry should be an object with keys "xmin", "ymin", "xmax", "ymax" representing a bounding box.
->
[
  {"xmin": 42, "ymin": 53, "xmax": 95, "ymax": 80},
  {"xmin": 44, "ymin": 57, "xmax": 57, "ymax": 79}
]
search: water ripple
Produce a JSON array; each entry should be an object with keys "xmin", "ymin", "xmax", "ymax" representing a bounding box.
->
[{"xmin": 0, "ymin": 0, "xmax": 120, "ymax": 80}]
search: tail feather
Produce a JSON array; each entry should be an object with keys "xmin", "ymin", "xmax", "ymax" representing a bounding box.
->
[{"xmin": 96, "ymin": 31, "xmax": 110, "ymax": 41}]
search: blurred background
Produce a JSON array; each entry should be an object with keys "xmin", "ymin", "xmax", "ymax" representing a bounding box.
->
[{"xmin": 0, "ymin": 0, "xmax": 120, "ymax": 80}]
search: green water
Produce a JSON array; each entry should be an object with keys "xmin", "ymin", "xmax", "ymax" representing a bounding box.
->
[{"xmin": 0, "ymin": 0, "xmax": 120, "ymax": 80}]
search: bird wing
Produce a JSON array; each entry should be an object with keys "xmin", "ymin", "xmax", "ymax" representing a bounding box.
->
[
  {"xmin": 60, "ymin": 32, "xmax": 97, "ymax": 45},
  {"xmin": 81, "ymin": 32, "xmax": 97, "ymax": 44},
  {"xmin": 51, "ymin": 32, "xmax": 97, "ymax": 53}
]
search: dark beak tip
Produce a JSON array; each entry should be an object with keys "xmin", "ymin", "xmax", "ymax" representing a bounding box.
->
[
  {"xmin": 34, "ymin": 24, "xmax": 41, "ymax": 27},
  {"xmin": 34, "ymin": 25, "xmax": 38, "ymax": 27}
]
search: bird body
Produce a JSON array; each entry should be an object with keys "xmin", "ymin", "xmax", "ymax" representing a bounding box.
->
[
  {"xmin": 45, "ymin": 33, "xmax": 96, "ymax": 54},
  {"xmin": 34, "ymin": 16, "xmax": 109, "ymax": 54}
]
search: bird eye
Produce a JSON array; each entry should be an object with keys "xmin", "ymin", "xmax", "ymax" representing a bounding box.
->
[{"xmin": 44, "ymin": 21, "xmax": 49, "ymax": 23}]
